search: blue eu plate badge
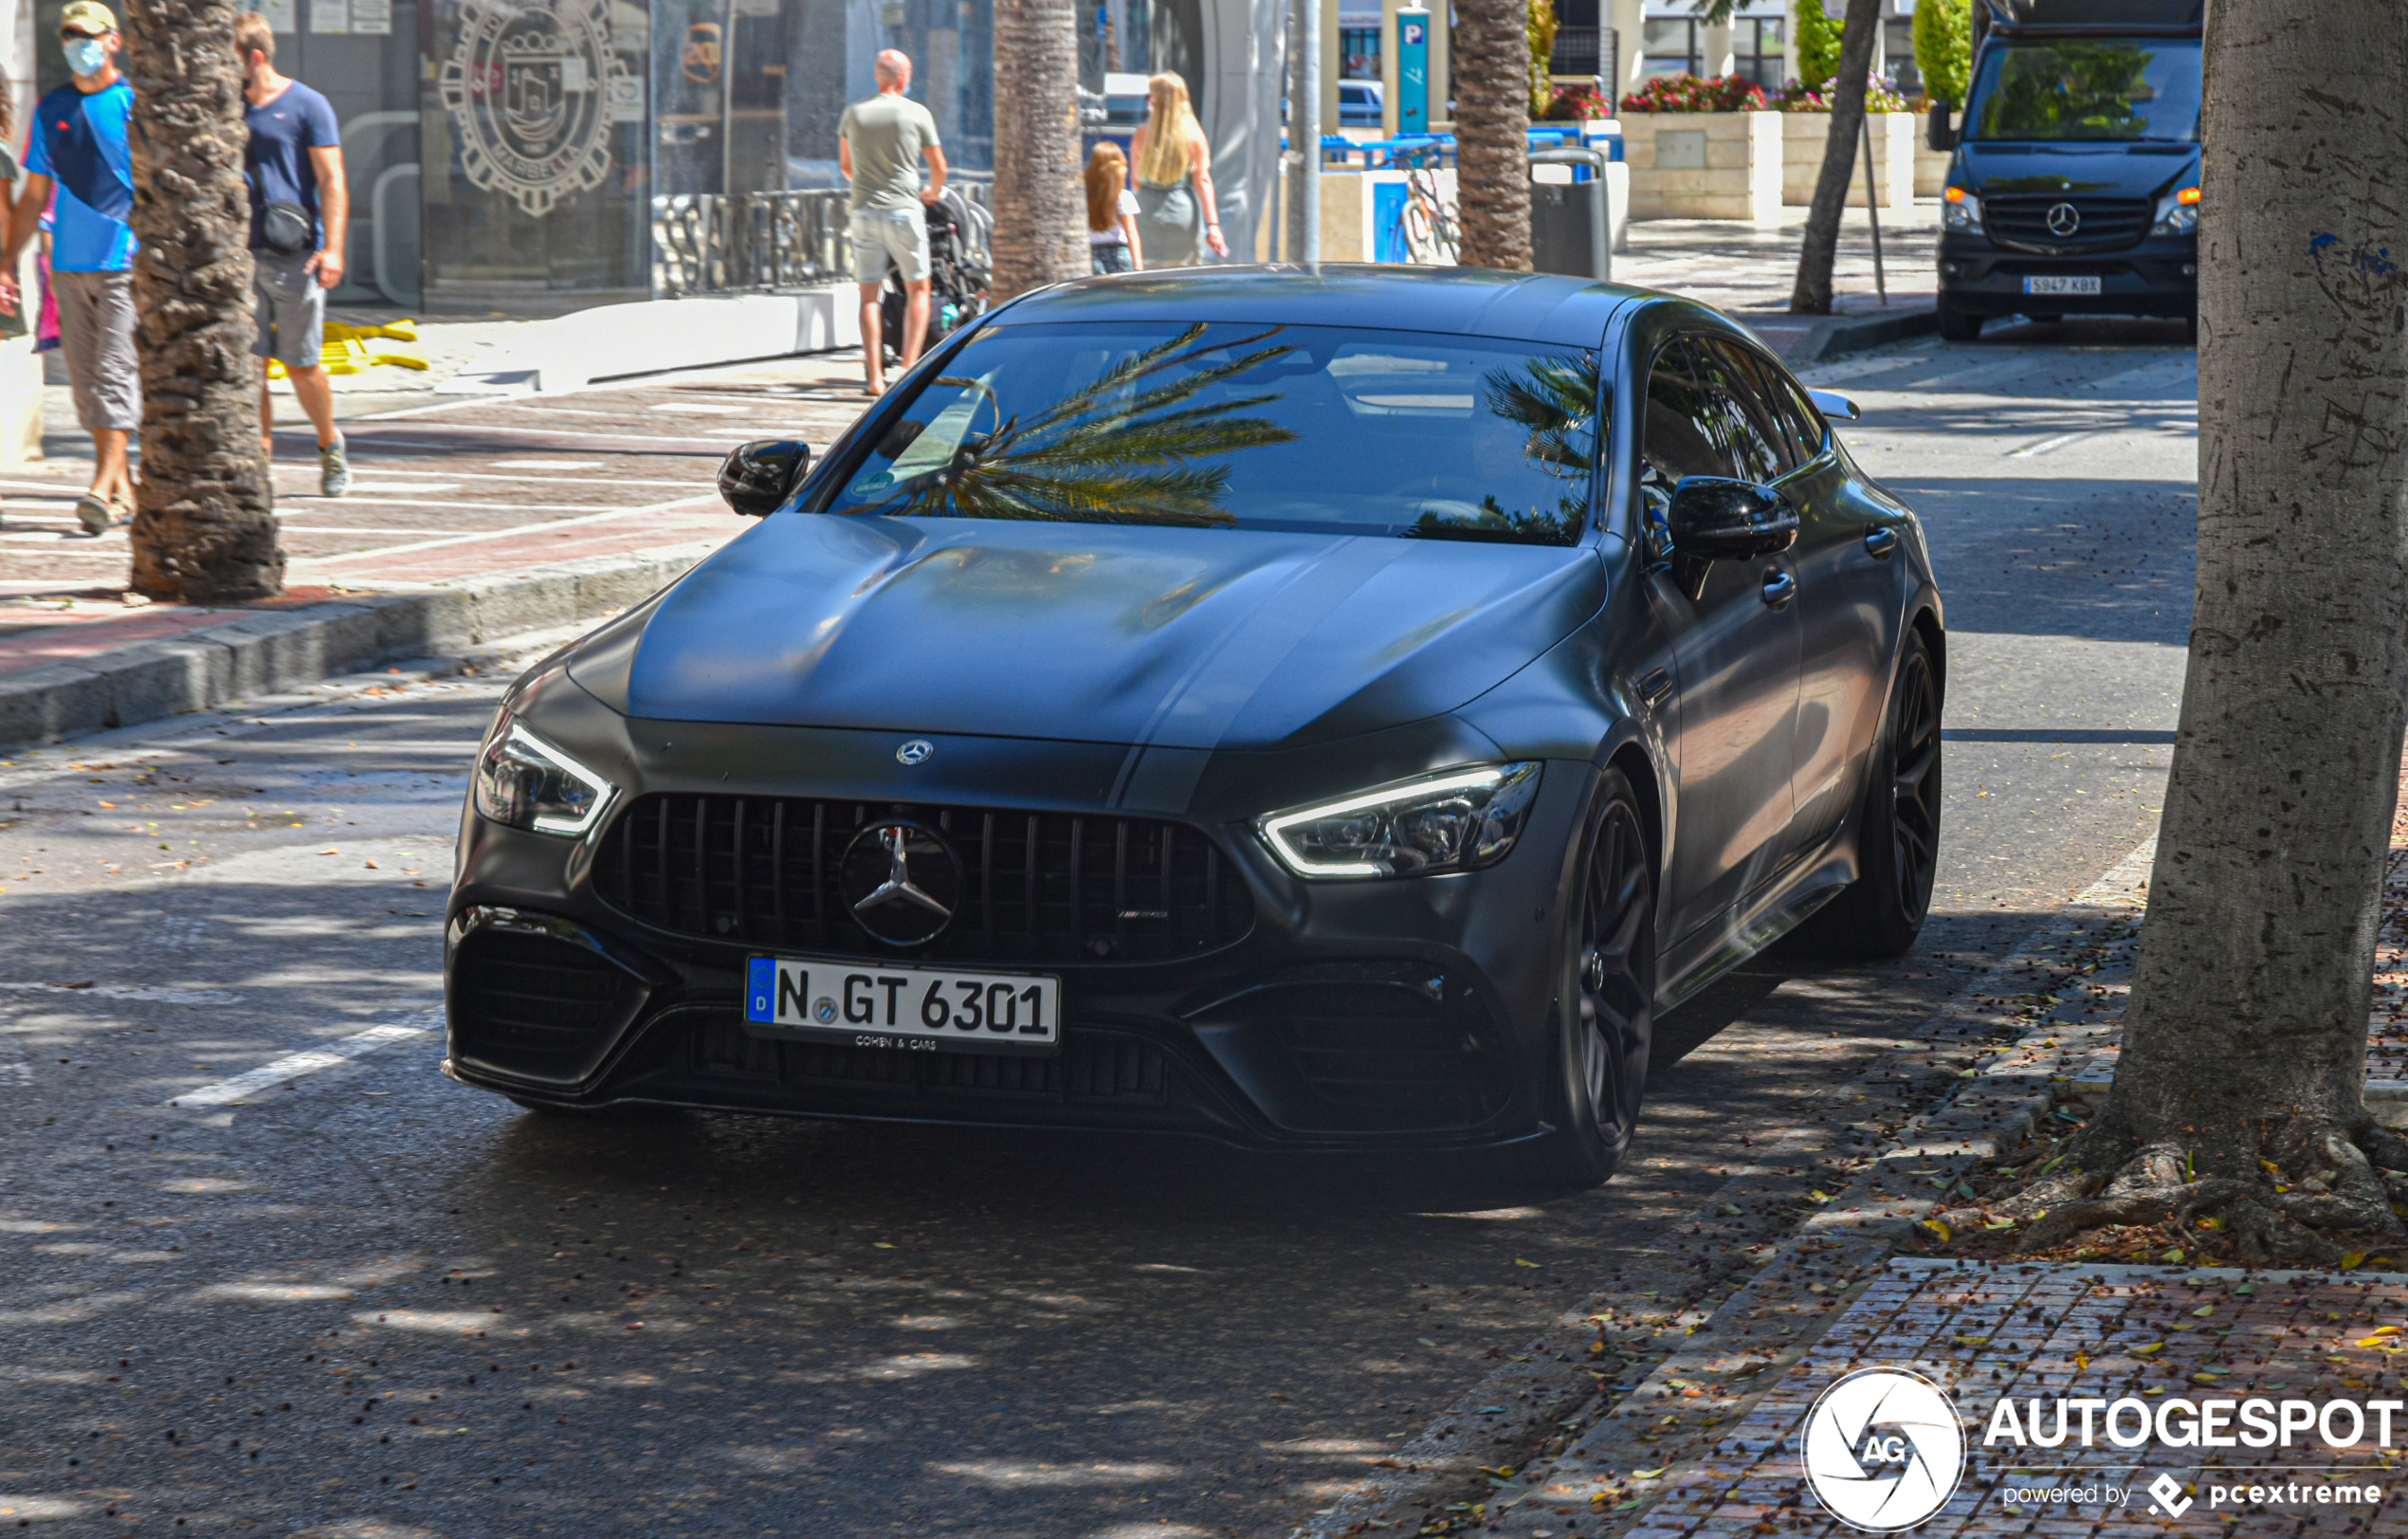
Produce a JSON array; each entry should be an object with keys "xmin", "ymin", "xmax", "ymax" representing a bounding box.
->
[{"xmin": 746, "ymin": 956, "xmax": 776, "ymax": 1022}]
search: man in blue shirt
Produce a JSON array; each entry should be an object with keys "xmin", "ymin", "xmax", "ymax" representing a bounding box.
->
[
  {"xmin": 236, "ymin": 10, "xmax": 348, "ymax": 498},
  {"xmin": 1, "ymin": 0, "xmax": 137, "ymax": 535}
]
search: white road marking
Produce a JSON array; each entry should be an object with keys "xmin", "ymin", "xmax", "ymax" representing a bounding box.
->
[
  {"xmin": 2007, "ymin": 431, "xmax": 2086, "ymax": 457},
  {"xmin": 167, "ymin": 1016, "xmax": 436, "ymax": 1108}
]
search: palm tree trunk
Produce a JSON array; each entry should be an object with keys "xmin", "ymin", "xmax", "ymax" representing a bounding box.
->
[
  {"xmin": 1785, "ymin": 0, "xmax": 1879, "ymax": 315},
  {"xmin": 2005, "ymin": 0, "xmax": 2408, "ymax": 1265},
  {"xmin": 121, "ymin": 0, "xmax": 282, "ymax": 602},
  {"xmin": 991, "ymin": 0, "xmax": 1088, "ymax": 300},
  {"xmin": 1453, "ymin": 0, "xmax": 1531, "ymax": 270}
]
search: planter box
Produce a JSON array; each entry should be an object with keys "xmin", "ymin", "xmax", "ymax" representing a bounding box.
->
[
  {"xmin": 1779, "ymin": 111, "xmax": 1915, "ymax": 210},
  {"xmin": 1621, "ymin": 111, "xmax": 1781, "ymax": 223},
  {"xmin": 1914, "ymin": 140, "xmax": 1952, "ymax": 198}
]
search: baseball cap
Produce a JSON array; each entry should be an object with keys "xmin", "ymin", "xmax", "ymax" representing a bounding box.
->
[{"xmin": 59, "ymin": 1, "xmax": 117, "ymax": 32}]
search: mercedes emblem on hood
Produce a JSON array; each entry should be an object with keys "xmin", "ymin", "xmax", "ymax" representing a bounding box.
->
[
  {"xmin": 2045, "ymin": 201, "xmax": 2082, "ymax": 237},
  {"xmin": 838, "ymin": 821, "xmax": 964, "ymax": 945}
]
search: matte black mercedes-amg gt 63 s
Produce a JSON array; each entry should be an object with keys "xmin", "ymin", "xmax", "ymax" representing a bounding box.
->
[{"xmin": 446, "ymin": 266, "xmax": 1943, "ymax": 1190}]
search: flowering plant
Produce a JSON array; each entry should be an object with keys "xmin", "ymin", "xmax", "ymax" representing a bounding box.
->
[
  {"xmin": 1766, "ymin": 73, "xmax": 1911, "ymax": 113},
  {"xmin": 1617, "ymin": 73, "xmax": 1768, "ymax": 114},
  {"xmin": 1541, "ymin": 82, "xmax": 1612, "ymax": 120}
]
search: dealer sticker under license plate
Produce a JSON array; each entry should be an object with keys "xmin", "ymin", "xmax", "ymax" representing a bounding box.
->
[
  {"xmin": 2024, "ymin": 275, "xmax": 2102, "ymax": 295},
  {"xmin": 744, "ymin": 955, "xmax": 1062, "ymax": 1055}
]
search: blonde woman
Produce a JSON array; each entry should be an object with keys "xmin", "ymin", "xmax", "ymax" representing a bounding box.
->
[
  {"xmin": 1085, "ymin": 142, "xmax": 1143, "ymax": 274},
  {"xmin": 1127, "ymin": 72, "xmax": 1226, "ymax": 266}
]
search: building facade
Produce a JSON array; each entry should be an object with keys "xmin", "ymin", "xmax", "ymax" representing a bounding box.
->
[{"xmin": 20, "ymin": 0, "xmax": 1277, "ymax": 316}]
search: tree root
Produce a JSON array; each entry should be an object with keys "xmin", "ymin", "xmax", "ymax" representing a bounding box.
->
[{"xmin": 1998, "ymin": 1114, "xmax": 2404, "ymax": 1266}]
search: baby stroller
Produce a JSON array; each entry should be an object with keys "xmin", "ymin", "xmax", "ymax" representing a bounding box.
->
[{"xmin": 880, "ymin": 185, "xmax": 993, "ymax": 367}]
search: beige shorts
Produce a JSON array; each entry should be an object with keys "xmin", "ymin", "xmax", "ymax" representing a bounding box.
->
[
  {"xmin": 851, "ymin": 206, "xmax": 931, "ymax": 284},
  {"xmin": 52, "ymin": 269, "xmax": 140, "ymax": 432}
]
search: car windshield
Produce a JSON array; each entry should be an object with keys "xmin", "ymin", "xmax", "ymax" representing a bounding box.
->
[
  {"xmin": 824, "ymin": 321, "xmax": 1599, "ymax": 544},
  {"xmin": 1966, "ymin": 38, "xmax": 2200, "ymax": 142}
]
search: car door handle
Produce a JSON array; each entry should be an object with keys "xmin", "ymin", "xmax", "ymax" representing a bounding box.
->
[
  {"xmin": 1864, "ymin": 525, "xmax": 1900, "ymax": 560},
  {"xmin": 1638, "ymin": 668, "xmax": 1673, "ymax": 706},
  {"xmin": 1760, "ymin": 570, "xmax": 1797, "ymax": 610}
]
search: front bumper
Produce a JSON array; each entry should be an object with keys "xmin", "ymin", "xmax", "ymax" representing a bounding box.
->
[
  {"xmin": 444, "ymin": 700, "xmax": 1592, "ymax": 1154},
  {"xmin": 1937, "ymin": 231, "xmax": 2198, "ymax": 319}
]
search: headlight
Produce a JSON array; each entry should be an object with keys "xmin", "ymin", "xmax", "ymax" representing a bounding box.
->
[
  {"xmin": 1942, "ymin": 186, "xmax": 1981, "ymax": 232},
  {"xmin": 2153, "ymin": 185, "xmax": 2199, "ymax": 236},
  {"xmin": 473, "ymin": 712, "xmax": 619, "ymax": 837},
  {"xmin": 1257, "ymin": 762, "xmax": 1542, "ymax": 879}
]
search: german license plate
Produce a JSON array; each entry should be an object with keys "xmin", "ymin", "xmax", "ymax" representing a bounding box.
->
[
  {"xmin": 2024, "ymin": 274, "xmax": 2101, "ymax": 295},
  {"xmin": 743, "ymin": 955, "xmax": 1062, "ymax": 1055}
]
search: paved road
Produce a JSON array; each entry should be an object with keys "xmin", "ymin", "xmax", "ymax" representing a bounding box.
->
[{"xmin": 0, "ymin": 320, "xmax": 2196, "ymax": 1537}]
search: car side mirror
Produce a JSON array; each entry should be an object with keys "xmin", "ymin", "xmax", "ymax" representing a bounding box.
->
[
  {"xmin": 1807, "ymin": 388, "xmax": 1862, "ymax": 422},
  {"xmin": 718, "ymin": 438, "xmax": 812, "ymax": 518},
  {"xmin": 1667, "ymin": 477, "xmax": 1797, "ymax": 560}
]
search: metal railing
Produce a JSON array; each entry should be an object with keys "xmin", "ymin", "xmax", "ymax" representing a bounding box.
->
[{"xmin": 653, "ymin": 180, "xmax": 995, "ymax": 299}]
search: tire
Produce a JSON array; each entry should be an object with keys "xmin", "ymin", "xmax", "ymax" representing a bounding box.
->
[
  {"xmin": 1807, "ymin": 628, "xmax": 1943, "ymax": 959},
  {"xmin": 1508, "ymin": 767, "xmax": 1656, "ymax": 1193},
  {"xmin": 1937, "ymin": 303, "xmax": 1983, "ymax": 342}
]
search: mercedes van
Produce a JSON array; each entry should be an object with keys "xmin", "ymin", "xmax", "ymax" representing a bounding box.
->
[{"xmin": 1934, "ymin": 0, "xmax": 2202, "ymax": 341}]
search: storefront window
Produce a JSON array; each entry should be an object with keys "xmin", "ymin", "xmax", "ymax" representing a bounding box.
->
[{"xmin": 422, "ymin": 0, "xmax": 652, "ymax": 310}]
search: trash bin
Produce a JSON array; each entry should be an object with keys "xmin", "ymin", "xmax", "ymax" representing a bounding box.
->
[{"xmin": 1529, "ymin": 146, "xmax": 1611, "ymax": 282}]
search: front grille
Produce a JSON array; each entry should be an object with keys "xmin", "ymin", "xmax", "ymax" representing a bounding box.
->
[
  {"xmin": 685, "ymin": 1016, "xmax": 1170, "ymax": 1101},
  {"xmin": 1981, "ymin": 195, "xmax": 2153, "ymax": 253},
  {"xmin": 451, "ymin": 929, "xmax": 632, "ymax": 1074},
  {"xmin": 594, "ymin": 795, "xmax": 1254, "ymax": 963}
]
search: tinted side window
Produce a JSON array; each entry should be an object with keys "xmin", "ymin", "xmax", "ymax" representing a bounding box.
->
[
  {"xmin": 1640, "ymin": 339, "xmax": 1731, "ymax": 492},
  {"xmin": 1761, "ymin": 362, "xmax": 1830, "ymax": 470},
  {"xmin": 1690, "ymin": 339, "xmax": 1789, "ymax": 484}
]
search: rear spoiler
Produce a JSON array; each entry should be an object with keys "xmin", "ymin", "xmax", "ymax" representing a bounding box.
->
[{"xmin": 1980, "ymin": 0, "xmax": 2202, "ymax": 34}]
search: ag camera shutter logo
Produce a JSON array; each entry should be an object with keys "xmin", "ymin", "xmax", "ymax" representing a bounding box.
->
[{"xmin": 1802, "ymin": 1367, "xmax": 1966, "ymax": 1530}]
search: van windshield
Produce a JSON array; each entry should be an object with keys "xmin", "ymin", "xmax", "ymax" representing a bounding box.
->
[{"xmin": 1965, "ymin": 38, "xmax": 2200, "ymax": 142}]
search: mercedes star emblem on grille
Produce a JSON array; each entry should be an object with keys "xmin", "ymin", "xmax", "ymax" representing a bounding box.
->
[
  {"xmin": 896, "ymin": 739, "xmax": 935, "ymax": 765},
  {"xmin": 838, "ymin": 821, "xmax": 965, "ymax": 945},
  {"xmin": 2045, "ymin": 201, "xmax": 2082, "ymax": 237}
]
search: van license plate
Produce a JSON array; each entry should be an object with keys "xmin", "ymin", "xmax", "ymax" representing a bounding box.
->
[
  {"xmin": 2024, "ymin": 275, "xmax": 2102, "ymax": 296},
  {"xmin": 744, "ymin": 956, "xmax": 1061, "ymax": 1056}
]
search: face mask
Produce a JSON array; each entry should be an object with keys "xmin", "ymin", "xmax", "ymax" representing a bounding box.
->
[{"xmin": 62, "ymin": 38, "xmax": 106, "ymax": 77}]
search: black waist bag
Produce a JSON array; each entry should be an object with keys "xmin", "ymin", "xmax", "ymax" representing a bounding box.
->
[{"xmin": 261, "ymin": 199, "xmax": 313, "ymax": 255}]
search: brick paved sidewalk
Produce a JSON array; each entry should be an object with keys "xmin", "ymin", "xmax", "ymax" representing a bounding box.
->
[
  {"xmin": 0, "ymin": 349, "xmax": 879, "ymax": 692},
  {"xmin": 1433, "ymin": 776, "xmax": 2408, "ymax": 1539}
]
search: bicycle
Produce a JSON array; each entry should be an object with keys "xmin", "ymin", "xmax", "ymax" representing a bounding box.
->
[{"xmin": 1391, "ymin": 149, "xmax": 1461, "ymax": 265}]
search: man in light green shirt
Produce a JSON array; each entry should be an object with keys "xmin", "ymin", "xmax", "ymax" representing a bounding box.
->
[{"xmin": 839, "ymin": 49, "xmax": 947, "ymax": 395}]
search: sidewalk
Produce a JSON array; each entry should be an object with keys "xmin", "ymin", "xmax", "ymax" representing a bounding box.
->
[
  {"xmin": 1309, "ymin": 776, "xmax": 2408, "ymax": 1539},
  {"xmin": 0, "ymin": 346, "xmax": 883, "ymax": 749},
  {"xmin": 1617, "ymin": 202, "xmax": 1943, "ymax": 363}
]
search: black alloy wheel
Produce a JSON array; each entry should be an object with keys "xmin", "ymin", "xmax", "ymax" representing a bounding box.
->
[
  {"xmin": 1809, "ymin": 629, "xmax": 1943, "ymax": 958},
  {"xmin": 1512, "ymin": 768, "xmax": 1656, "ymax": 1193}
]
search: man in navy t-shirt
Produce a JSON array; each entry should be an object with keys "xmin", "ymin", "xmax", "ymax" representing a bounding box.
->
[
  {"xmin": 236, "ymin": 9, "xmax": 349, "ymax": 497},
  {"xmin": 0, "ymin": 0, "xmax": 139, "ymax": 535}
]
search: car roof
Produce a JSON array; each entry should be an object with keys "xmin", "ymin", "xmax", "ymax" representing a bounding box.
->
[{"xmin": 987, "ymin": 265, "xmax": 1653, "ymax": 351}]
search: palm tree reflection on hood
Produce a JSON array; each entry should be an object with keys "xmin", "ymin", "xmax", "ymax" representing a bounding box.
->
[
  {"xmin": 1410, "ymin": 350, "xmax": 1599, "ymax": 544},
  {"xmin": 848, "ymin": 322, "xmax": 1301, "ymax": 527}
]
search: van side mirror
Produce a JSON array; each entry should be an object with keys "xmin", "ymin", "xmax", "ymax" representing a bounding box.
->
[
  {"xmin": 1667, "ymin": 477, "xmax": 1797, "ymax": 560},
  {"xmin": 718, "ymin": 439, "xmax": 812, "ymax": 518},
  {"xmin": 1926, "ymin": 104, "xmax": 1959, "ymax": 151}
]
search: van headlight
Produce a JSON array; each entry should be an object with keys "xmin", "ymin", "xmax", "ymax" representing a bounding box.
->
[
  {"xmin": 1258, "ymin": 762, "xmax": 1542, "ymax": 879},
  {"xmin": 2153, "ymin": 185, "xmax": 2200, "ymax": 236},
  {"xmin": 1943, "ymin": 186, "xmax": 1981, "ymax": 232},
  {"xmin": 473, "ymin": 712, "xmax": 619, "ymax": 837}
]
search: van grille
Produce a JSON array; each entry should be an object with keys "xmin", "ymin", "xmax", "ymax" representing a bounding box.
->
[{"xmin": 1981, "ymin": 194, "xmax": 2153, "ymax": 253}]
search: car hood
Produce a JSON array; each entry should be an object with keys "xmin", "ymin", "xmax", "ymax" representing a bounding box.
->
[
  {"xmin": 579, "ymin": 514, "xmax": 1608, "ymax": 751},
  {"xmin": 1953, "ymin": 140, "xmax": 2197, "ymax": 199}
]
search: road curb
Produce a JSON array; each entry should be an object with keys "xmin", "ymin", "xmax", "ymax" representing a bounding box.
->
[
  {"xmin": 0, "ymin": 541, "xmax": 715, "ymax": 756},
  {"xmin": 1790, "ymin": 306, "xmax": 1940, "ymax": 367}
]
